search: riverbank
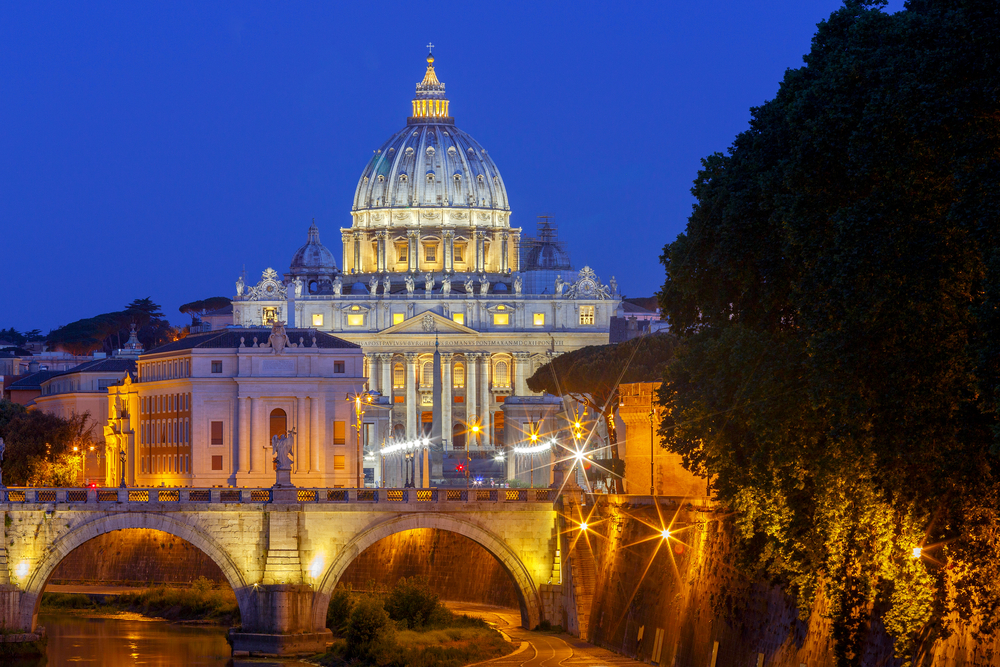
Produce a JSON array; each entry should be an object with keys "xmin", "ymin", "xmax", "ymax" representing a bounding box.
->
[{"xmin": 40, "ymin": 577, "xmax": 239, "ymax": 625}]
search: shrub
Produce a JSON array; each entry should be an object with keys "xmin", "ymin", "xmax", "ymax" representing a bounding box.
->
[
  {"xmin": 383, "ymin": 576, "xmax": 440, "ymax": 630},
  {"xmin": 345, "ymin": 596, "xmax": 395, "ymax": 663},
  {"xmin": 326, "ymin": 588, "xmax": 355, "ymax": 634}
]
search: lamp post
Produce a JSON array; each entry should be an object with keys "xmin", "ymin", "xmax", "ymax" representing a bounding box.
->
[
  {"xmin": 648, "ymin": 408, "xmax": 656, "ymax": 496},
  {"xmin": 347, "ymin": 390, "xmax": 375, "ymax": 488}
]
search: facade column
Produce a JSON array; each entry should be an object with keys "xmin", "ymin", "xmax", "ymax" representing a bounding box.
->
[
  {"xmin": 310, "ymin": 396, "xmax": 319, "ymax": 473},
  {"xmin": 466, "ymin": 354, "xmax": 478, "ymax": 448},
  {"xmin": 405, "ymin": 352, "xmax": 418, "ymax": 439},
  {"xmin": 444, "ymin": 230, "xmax": 454, "ymax": 273},
  {"xmin": 353, "ymin": 231, "xmax": 362, "ymax": 274},
  {"xmin": 480, "ymin": 354, "xmax": 492, "ymax": 448},
  {"xmin": 474, "ymin": 231, "xmax": 484, "ymax": 273},
  {"xmin": 365, "ymin": 353, "xmax": 377, "ymax": 393},
  {"xmin": 441, "ymin": 353, "xmax": 453, "ymax": 449},
  {"xmin": 250, "ymin": 396, "xmax": 261, "ymax": 474},
  {"xmin": 513, "ymin": 352, "xmax": 530, "ymax": 396},
  {"xmin": 376, "ymin": 231, "xmax": 387, "ymax": 273},
  {"xmin": 501, "ymin": 232, "xmax": 510, "ymax": 273},
  {"xmin": 238, "ymin": 396, "xmax": 250, "ymax": 473},
  {"xmin": 296, "ymin": 397, "xmax": 307, "ymax": 474},
  {"xmin": 408, "ymin": 231, "xmax": 418, "ymax": 273},
  {"xmin": 342, "ymin": 231, "xmax": 351, "ymax": 274},
  {"xmin": 379, "ymin": 354, "xmax": 392, "ymax": 398}
]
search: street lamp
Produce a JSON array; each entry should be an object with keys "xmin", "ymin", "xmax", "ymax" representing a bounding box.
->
[
  {"xmin": 468, "ymin": 423, "xmax": 481, "ymax": 489},
  {"xmin": 72, "ymin": 446, "xmax": 83, "ymax": 486},
  {"xmin": 347, "ymin": 390, "xmax": 375, "ymax": 488},
  {"xmin": 648, "ymin": 408, "xmax": 656, "ymax": 496}
]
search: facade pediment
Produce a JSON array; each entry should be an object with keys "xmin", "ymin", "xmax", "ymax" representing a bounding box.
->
[{"xmin": 381, "ymin": 311, "xmax": 477, "ymax": 335}]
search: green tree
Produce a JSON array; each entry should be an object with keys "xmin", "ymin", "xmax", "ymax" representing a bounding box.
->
[
  {"xmin": 46, "ymin": 298, "xmax": 176, "ymax": 355},
  {"xmin": 0, "ymin": 400, "xmax": 93, "ymax": 486},
  {"xmin": 178, "ymin": 297, "xmax": 231, "ymax": 322},
  {"xmin": 526, "ymin": 334, "xmax": 677, "ymax": 492},
  {"xmin": 658, "ymin": 1, "xmax": 1000, "ymax": 663}
]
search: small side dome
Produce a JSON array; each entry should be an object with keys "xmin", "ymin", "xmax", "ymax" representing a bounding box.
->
[
  {"xmin": 351, "ymin": 281, "xmax": 368, "ymax": 295},
  {"xmin": 290, "ymin": 222, "xmax": 338, "ymax": 275}
]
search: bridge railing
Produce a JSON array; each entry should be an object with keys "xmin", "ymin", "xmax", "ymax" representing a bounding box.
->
[{"xmin": 0, "ymin": 487, "xmax": 556, "ymax": 506}]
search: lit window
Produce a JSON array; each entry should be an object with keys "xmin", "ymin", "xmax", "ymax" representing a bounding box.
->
[
  {"xmin": 452, "ymin": 313, "xmax": 465, "ymax": 325},
  {"xmin": 392, "ymin": 313, "xmax": 405, "ymax": 325},
  {"xmin": 333, "ymin": 421, "xmax": 346, "ymax": 445},
  {"xmin": 493, "ymin": 313, "xmax": 509, "ymax": 326},
  {"xmin": 425, "ymin": 244, "xmax": 437, "ymax": 262},
  {"xmin": 579, "ymin": 305, "xmax": 595, "ymax": 325},
  {"xmin": 396, "ymin": 244, "xmax": 408, "ymax": 263},
  {"xmin": 347, "ymin": 314, "xmax": 364, "ymax": 327},
  {"xmin": 533, "ymin": 313, "xmax": 545, "ymax": 326},
  {"xmin": 453, "ymin": 362, "xmax": 465, "ymax": 388},
  {"xmin": 263, "ymin": 307, "xmax": 278, "ymax": 325},
  {"xmin": 421, "ymin": 361, "xmax": 433, "ymax": 387},
  {"xmin": 494, "ymin": 361, "xmax": 510, "ymax": 388},
  {"xmin": 454, "ymin": 245, "xmax": 465, "ymax": 262},
  {"xmin": 393, "ymin": 363, "xmax": 405, "ymax": 388},
  {"xmin": 334, "ymin": 454, "xmax": 346, "ymax": 470},
  {"xmin": 211, "ymin": 361, "xmax": 222, "ymax": 373},
  {"xmin": 312, "ymin": 313, "xmax": 324, "ymax": 326}
]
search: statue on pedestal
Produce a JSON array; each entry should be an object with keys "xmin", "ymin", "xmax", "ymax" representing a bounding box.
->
[
  {"xmin": 513, "ymin": 274, "xmax": 523, "ymax": 296},
  {"xmin": 369, "ymin": 276, "xmax": 379, "ymax": 295},
  {"xmin": 464, "ymin": 275, "xmax": 474, "ymax": 295},
  {"xmin": 264, "ymin": 429, "xmax": 296, "ymax": 488},
  {"xmin": 236, "ymin": 276, "xmax": 245, "ymax": 297},
  {"xmin": 292, "ymin": 277, "xmax": 303, "ymax": 297},
  {"xmin": 555, "ymin": 275, "xmax": 565, "ymax": 298},
  {"xmin": 441, "ymin": 275, "xmax": 451, "ymax": 296},
  {"xmin": 333, "ymin": 276, "xmax": 343, "ymax": 296},
  {"xmin": 405, "ymin": 274, "xmax": 415, "ymax": 295},
  {"xmin": 424, "ymin": 273, "xmax": 434, "ymax": 294},
  {"xmin": 382, "ymin": 275, "xmax": 391, "ymax": 295},
  {"xmin": 478, "ymin": 274, "xmax": 490, "ymax": 295}
]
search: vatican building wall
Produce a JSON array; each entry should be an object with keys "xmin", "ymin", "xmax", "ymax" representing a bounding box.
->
[{"xmin": 216, "ymin": 51, "xmax": 622, "ymax": 482}]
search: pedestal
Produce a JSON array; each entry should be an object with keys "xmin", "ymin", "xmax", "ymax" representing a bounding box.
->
[{"xmin": 229, "ymin": 584, "xmax": 331, "ymax": 657}]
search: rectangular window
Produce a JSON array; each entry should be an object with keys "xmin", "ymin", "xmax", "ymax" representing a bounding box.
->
[
  {"xmin": 263, "ymin": 307, "xmax": 278, "ymax": 325},
  {"xmin": 452, "ymin": 313, "xmax": 465, "ymax": 325},
  {"xmin": 210, "ymin": 421, "xmax": 224, "ymax": 445},
  {"xmin": 394, "ymin": 395, "xmax": 405, "ymax": 403},
  {"xmin": 392, "ymin": 313, "xmax": 405, "ymax": 326},
  {"xmin": 334, "ymin": 360, "xmax": 345, "ymax": 374},
  {"xmin": 533, "ymin": 313, "xmax": 545, "ymax": 326},
  {"xmin": 312, "ymin": 313, "xmax": 324, "ymax": 326},
  {"xmin": 454, "ymin": 395, "xmax": 464, "ymax": 403},
  {"xmin": 211, "ymin": 360, "xmax": 222, "ymax": 374},
  {"xmin": 579, "ymin": 305, "xmax": 595, "ymax": 325},
  {"xmin": 424, "ymin": 244, "xmax": 437, "ymax": 262},
  {"xmin": 493, "ymin": 313, "xmax": 510, "ymax": 326},
  {"xmin": 347, "ymin": 314, "xmax": 364, "ymax": 327},
  {"xmin": 333, "ymin": 420, "xmax": 346, "ymax": 445},
  {"xmin": 395, "ymin": 243, "xmax": 408, "ymax": 263},
  {"xmin": 454, "ymin": 244, "xmax": 465, "ymax": 262},
  {"xmin": 98, "ymin": 379, "xmax": 114, "ymax": 390},
  {"xmin": 334, "ymin": 455, "xmax": 346, "ymax": 470},
  {"xmin": 211, "ymin": 455, "xmax": 223, "ymax": 471}
]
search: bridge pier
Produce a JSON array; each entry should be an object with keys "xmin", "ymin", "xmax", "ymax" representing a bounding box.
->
[{"xmin": 229, "ymin": 584, "xmax": 332, "ymax": 657}]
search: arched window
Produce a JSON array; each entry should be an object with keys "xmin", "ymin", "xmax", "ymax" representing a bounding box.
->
[
  {"xmin": 426, "ymin": 173, "xmax": 436, "ymax": 184},
  {"xmin": 421, "ymin": 361, "xmax": 433, "ymax": 387},
  {"xmin": 393, "ymin": 424, "xmax": 405, "ymax": 439},
  {"xmin": 453, "ymin": 424, "xmax": 466, "ymax": 450},
  {"xmin": 377, "ymin": 174, "xmax": 385, "ymax": 182},
  {"xmin": 399, "ymin": 173, "xmax": 408, "ymax": 182},
  {"xmin": 477, "ymin": 174, "xmax": 485, "ymax": 185},
  {"xmin": 453, "ymin": 174, "xmax": 461, "ymax": 184},
  {"xmin": 269, "ymin": 408, "xmax": 287, "ymax": 440},
  {"xmin": 393, "ymin": 363, "xmax": 405, "ymax": 389},
  {"xmin": 453, "ymin": 362, "xmax": 465, "ymax": 388},
  {"xmin": 494, "ymin": 361, "xmax": 510, "ymax": 388}
]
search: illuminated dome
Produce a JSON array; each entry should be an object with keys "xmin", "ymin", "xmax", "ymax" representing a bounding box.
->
[
  {"xmin": 290, "ymin": 222, "xmax": 337, "ymax": 275},
  {"xmin": 352, "ymin": 53, "xmax": 509, "ymax": 212}
]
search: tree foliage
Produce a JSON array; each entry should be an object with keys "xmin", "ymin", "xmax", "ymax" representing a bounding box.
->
[
  {"xmin": 0, "ymin": 328, "xmax": 43, "ymax": 346},
  {"xmin": 0, "ymin": 400, "xmax": 93, "ymax": 486},
  {"xmin": 178, "ymin": 296, "xmax": 231, "ymax": 320},
  {"xmin": 46, "ymin": 298, "xmax": 175, "ymax": 354},
  {"xmin": 658, "ymin": 1, "xmax": 1000, "ymax": 662},
  {"xmin": 527, "ymin": 334, "xmax": 678, "ymax": 491}
]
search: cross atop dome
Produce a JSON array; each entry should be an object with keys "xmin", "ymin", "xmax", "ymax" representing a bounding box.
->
[{"xmin": 411, "ymin": 47, "xmax": 450, "ymax": 123}]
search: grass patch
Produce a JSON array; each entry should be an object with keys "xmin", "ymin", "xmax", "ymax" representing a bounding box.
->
[
  {"xmin": 315, "ymin": 625, "xmax": 512, "ymax": 667},
  {"xmin": 41, "ymin": 577, "xmax": 239, "ymax": 625}
]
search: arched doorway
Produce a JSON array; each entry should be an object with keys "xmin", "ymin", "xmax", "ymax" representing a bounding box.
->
[
  {"xmin": 453, "ymin": 424, "xmax": 465, "ymax": 450},
  {"xmin": 270, "ymin": 408, "xmax": 287, "ymax": 440}
]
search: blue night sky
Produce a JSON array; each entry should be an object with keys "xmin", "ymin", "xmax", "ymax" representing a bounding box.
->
[{"xmin": 1, "ymin": 1, "xmax": 903, "ymax": 333}]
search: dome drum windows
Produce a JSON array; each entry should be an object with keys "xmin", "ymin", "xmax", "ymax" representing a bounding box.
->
[
  {"xmin": 399, "ymin": 174, "xmax": 408, "ymax": 183},
  {"xmin": 426, "ymin": 172, "xmax": 436, "ymax": 184}
]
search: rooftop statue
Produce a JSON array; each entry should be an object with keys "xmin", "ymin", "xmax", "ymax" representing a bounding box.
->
[
  {"xmin": 405, "ymin": 275, "xmax": 415, "ymax": 295},
  {"xmin": 479, "ymin": 274, "xmax": 490, "ymax": 295}
]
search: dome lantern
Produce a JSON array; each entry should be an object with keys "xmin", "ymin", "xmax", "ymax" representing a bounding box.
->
[{"xmin": 410, "ymin": 45, "xmax": 451, "ymax": 124}]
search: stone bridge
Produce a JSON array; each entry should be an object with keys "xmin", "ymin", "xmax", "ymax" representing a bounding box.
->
[{"xmin": 0, "ymin": 486, "xmax": 562, "ymax": 655}]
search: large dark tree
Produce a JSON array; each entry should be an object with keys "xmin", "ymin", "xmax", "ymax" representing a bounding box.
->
[
  {"xmin": 658, "ymin": 1, "xmax": 1000, "ymax": 662},
  {"xmin": 527, "ymin": 334, "xmax": 678, "ymax": 492},
  {"xmin": 46, "ymin": 298, "xmax": 174, "ymax": 354},
  {"xmin": 179, "ymin": 296, "xmax": 231, "ymax": 321}
]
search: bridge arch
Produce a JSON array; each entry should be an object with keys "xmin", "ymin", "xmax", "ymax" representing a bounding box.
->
[
  {"xmin": 19, "ymin": 512, "xmax": 253, "ymax": 631},
  {"xmin": 313, "ymin": 513, "xmax": 542, "ymax": 630}
]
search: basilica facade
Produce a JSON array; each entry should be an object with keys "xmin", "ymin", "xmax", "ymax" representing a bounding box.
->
[{"xmin": 231, "ymin": 52, "xmax": 618, "ymax": 469}]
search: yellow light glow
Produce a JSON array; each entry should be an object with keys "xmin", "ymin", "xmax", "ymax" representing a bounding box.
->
[
  {"xmin": 347, "ymin": 314, "xmax": 364, "ymax": 327},
  {"xmin": 452, "ymin": 313, "xmax": 465, "ymax": 325},
  {"xmin": 393, "ymin": 313, "xmax": 405, "ymax": 326},
  {"xmin": 580, "ymin": 523, "xmax": 588, "ymax": 531},
  {"xmin": 310, "ymin": 553, "xmax": 325, "ymax": 580},
  {"xmin": 471, "ymin": 425, "xmax": 480, "ymax": 433},
  {"xmin": 15, "ymin": 561, "xmax": 29, "ymax": 579},
  {"xmin": 312, "ymin": 313, "xmax": 324, "ymax": 326},
  {"xmin": 661, "ymin": 529, "xmax": 671, "ymax": 540},
  {"xmin": 530, "ymin": 434, "xmax": 539, "ymax": 442},
  {"xmin": 911, "ymin": 546, "xmax": 922, "ymax": 559}
]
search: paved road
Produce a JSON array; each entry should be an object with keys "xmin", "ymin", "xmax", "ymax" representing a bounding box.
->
[{"xmin": 445, "ymin": 602, "xmax": 641, "ymax": 666}]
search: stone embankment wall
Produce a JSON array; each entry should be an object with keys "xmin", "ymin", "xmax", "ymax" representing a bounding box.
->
[
  {"xmin": 578, "ymin": 499, "xmax": 1000, "ymax": 667},
  {"xmin": 48, "ymin": 528, "xmax": 227, "ymax": 586},
  {"xmin": 337, "ymin": 527, "xmax": 520, "ymax": 608}
]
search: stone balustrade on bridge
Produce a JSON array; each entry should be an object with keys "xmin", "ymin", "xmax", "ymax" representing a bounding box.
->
[{"xmin": 0, "ymin": 486, "xmax": 562, "ymax": 656}]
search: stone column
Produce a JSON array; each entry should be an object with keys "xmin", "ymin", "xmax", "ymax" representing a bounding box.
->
[
  {"xmin": 480, "ymin": 355, "xmax": 492, "ymax": 448},
  {"xmin": 379, "ymin": 354, "xmax": 392, "ymax": 398},
  {"xmin": 250, "ymin": 396, "xmax": 260, "ymax": 474},
  {"xmin": 309, "ymin": 396, "xmax": 319, "ymax": 473},
  {"xmin": 501, "ymin": 231, "xmax": 509, "ymax": 273},
  {"xmin": 405, "ymin": 353, "xmax": 418, "ymax": 439},
  {"xmin": 513, "ymin": 352, "xmax": 530, "ymax": 396},
  {"xmin": 296, "ymin": 397, "xmax": 307, "ymax": 475},
  {"xmin": 365, "ymin": 353, "xmax": 377, "ymax": 393},
  {"xmin": 444, "ymin": 230, "xmax": 454, "ymax": 273},
  {"xmin": 441, "ymin": 353, "xmax": 453, "ymax": 449},
  {"xmin": 376, "ymin": 231, "xmax": 386, "ymax": 273},
  {"xmin": 238, "ymin": 396, "xmax": 250, "ymax": 474},
  {"xmin": 353, "ymin": 231, "xmax": 362, "ymax": 274},
  {"xmin": 475, "ymin": 231, "xmax": 484, "ymax": 273},
  {"xmin": 342, "ymin": 231, "xmax": 351, "ymax": 274},
  {"xmin": 466, "ymin": 353, "xmax": 478, "ymax": 448},
  {"xmin": 408, "ymin": 231, "xmax": 418, "ymax": 273}
]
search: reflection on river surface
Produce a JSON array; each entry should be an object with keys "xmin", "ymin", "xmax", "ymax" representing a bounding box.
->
[{"xmin": 32, "ymin": 612, "xmax": 231, "ymax": 666}]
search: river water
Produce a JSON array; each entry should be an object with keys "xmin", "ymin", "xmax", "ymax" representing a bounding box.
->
[{"xmin": 15, "ymin": 613, "xmax": 313, "ymax": 667}]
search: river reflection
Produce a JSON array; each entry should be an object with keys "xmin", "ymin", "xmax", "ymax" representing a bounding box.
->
[{"xmin": 32, "ymin": 612, "xmax": 232, "ymax": 666}]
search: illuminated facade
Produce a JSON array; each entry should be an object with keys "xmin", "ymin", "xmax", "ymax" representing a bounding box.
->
[{"xmin": 232, "ymin": 51, "xmax": 620, "ymax": 469}]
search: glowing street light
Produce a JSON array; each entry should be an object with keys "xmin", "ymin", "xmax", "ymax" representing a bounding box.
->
[
  {"xmin": 580, "ymin": 523, "xmax": 588, "ymax": 532},
  {"xmin": 661, "ymin": 529, "xmax": 671, "ymax": 540},
  {"xmin": 911, "ymin": 546, "xmax": 922, "ymax": 559}
]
